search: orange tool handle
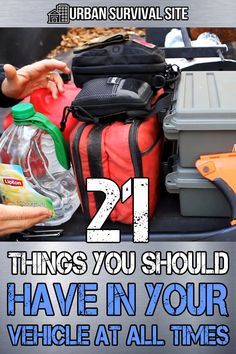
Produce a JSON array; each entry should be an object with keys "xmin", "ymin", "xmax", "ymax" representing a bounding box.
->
[{"xmin": 196, "ymin": 152, "xmax": 236, "ymax": 226}]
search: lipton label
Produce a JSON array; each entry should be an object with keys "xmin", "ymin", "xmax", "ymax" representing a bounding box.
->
[
  {"xmin": 3, "ymin": 178, "xmax": 23, "ymax": 187},
  {"xmin": 0, "ymin": 163, "xmax": 54, "ymax": 214}
]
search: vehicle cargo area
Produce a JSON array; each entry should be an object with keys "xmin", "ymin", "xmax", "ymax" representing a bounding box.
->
[{"xmin": 2, "ymin": 28, "xmax": 236, "ymax": 242}]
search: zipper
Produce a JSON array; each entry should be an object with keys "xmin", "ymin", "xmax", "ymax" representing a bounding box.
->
[
  {"xmin": 73, "ymin": 33, "xmax": 129, "ymax": 53},
  {"xmin": 72, "ymin": 123, "xmax": 90, "ymax": 217},
  {"xmin": 72, "ymin": 64, "xmax": 166, "ymax": 75},
  {"xmin": 129, "ymin": 120, "xmax": 143, "ymax": 177}
]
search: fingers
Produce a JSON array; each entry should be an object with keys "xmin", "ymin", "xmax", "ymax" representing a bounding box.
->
[
  {"xmin": 47, "ymin": 80, "xmax": 59, "ymax": 99},
  {"xmin": 3, "ymin": 64, "xmax": 17, "ymax": 81},
  {"xmin": 0, "ymin": 216, "xmax": 48, "ymax": 236},
  {"xmin": 0, "ymin": 205, "xmax": 53, "ymax": 237},
  {"xmin": 0, "ymin": 205, "xmax": 52, "ymax": 221},
  {"xmin": 24, "ymin": 59, "xmax": 70, "ymax": 77},
  {"xmin": 15, "ymin": 59, "xmax": 70, "ymax": 83},
  {"xmin": 49, "ymin": 72, "xmax": 64, "ymax": 93},
  {"xmin": 41, "ymin": 59, "xmax": 71, "ymax": 74},
  {"xmin": 1, "ymin": 59, "xmax": 70, "ymax": 101}
]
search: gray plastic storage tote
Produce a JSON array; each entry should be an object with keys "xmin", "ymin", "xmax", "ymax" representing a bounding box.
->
[
  {"xmin": 166, "ymin": 165, "xmax": 231, "ymax": 217},
  {"xmin": 164, "ymin": 71, "xmax": 236, "ymax": 167}
]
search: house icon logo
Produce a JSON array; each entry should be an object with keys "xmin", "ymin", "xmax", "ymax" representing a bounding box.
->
[{"xmin": 47, "ymin": 3, "xmax": 70, "ymax": 24}]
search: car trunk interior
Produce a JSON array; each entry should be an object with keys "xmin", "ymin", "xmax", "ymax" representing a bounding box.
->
[{"xmin": 2, "ymin": 28, "xmax": 236, "ymax": 242}]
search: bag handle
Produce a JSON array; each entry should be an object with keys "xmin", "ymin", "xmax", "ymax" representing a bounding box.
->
[
  {"xmin": 16, "ymin": 113, "xmax": 70, "ymax": 170},
  {"xmin": 165, "ymin": 64, "xmax": 181, "ymax": 85},
  {"xmin": 152, "ymin": 65, "xmax": 181, "ymax": 90}
]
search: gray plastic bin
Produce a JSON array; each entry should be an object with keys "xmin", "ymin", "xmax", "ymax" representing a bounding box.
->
[
  {"xmin": 166, "ymin": 166, "xmax": 231, "ymax": 217},
  {"xmin": 164, "ymin": 71, "xmax": 236, "ymax": 167}
]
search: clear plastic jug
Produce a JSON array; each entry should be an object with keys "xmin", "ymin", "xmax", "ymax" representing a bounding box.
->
[{"xmin": 0, "ymin": 102, "xmax": 80, "ymax": 226}]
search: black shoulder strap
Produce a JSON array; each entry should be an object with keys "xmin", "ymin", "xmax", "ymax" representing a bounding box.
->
[
  {"xmin": 87, "ymin": 125, "xmax": 105, "ymax": 210},
  {"xmin": 150, "ymin": 92, "xmax": 175, "ymax": 116},
  {"xmin": 150, "ymin": 65, "xmax": 180, "ymax": 115}
]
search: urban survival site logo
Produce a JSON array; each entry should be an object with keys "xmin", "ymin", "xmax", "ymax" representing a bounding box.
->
[
  {"xmin": 47, "ymin": 4, "xmax": 70, "ymax": 24},
  {"xmin": 47, "ymin": 3, "xmax": 189, "ymax": 24}
]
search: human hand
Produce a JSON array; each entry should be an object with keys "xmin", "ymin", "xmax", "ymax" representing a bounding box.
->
[
  {"xmin": 0, "ymin": 204, "xmax": 53, "ymax": 236},
  {"xmin": 1, "ymin": 59, "xmax": 70, "ymax": 100}
]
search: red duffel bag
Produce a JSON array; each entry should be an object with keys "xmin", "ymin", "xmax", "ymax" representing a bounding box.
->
[{"xmin": 70, "ymin": 114, "xmax": 163, "ymax": 224}]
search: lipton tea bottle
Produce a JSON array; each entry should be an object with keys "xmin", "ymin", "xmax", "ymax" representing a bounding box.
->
[{"xmin": 0, "ymin": 102, "xmax": 80, "ymax": 225}]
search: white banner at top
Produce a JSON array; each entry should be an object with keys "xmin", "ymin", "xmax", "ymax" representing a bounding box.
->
[{"xmin": 0, "ymin": 0, "xmax": 235, "ymax": 27}]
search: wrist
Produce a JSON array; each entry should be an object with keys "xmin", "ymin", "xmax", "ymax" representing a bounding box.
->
[{"xmin": 0, "ymin": 79, "xmax": 21, "ymax": 108}]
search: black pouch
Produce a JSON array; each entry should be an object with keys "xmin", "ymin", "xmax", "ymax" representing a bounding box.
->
[
  {"xmin": 61, "ymin": 77, "xmax": 154, "ymax": 127},
  {"xmin": 72, "ymin": 34, "xmax": 167, "ymax": 90}
]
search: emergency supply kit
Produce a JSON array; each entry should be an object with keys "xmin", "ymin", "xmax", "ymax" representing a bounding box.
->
[
  {"xmin": 0, "ymin": 34, "xmax": 177, "ymax": 228},
  {"xmin": 66, "ymin": 34, "xmax": 180, "ymax": 224},
  {"xmin": 1, "ymin": 31, "xmax": 236, "ymax": 240},
  {"xmin": 69, "ymin": 111, "xmax": 162, "ymax": 224}
]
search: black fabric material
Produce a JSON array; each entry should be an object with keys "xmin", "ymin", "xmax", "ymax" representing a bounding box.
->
[
  {"xmin": 72, "ymin": 34, "xmax": 166, "ymax": 89},
  {"xmin": 150, "ymin": 91, "xmax": 174, "ymax": 115},
  {"xmin": 61, "ymin": 79, "xmax": 177, "ymax": 129},
  {"xmin": 129, "ymin": 120, "xmax": 143, "ymax": 177},
  {"xmin": 69, "ymin": 77, "xmax": 154, "ymax": 123},
  {"xmin": 71, "ymin": 123, "xmax": 90, "ymax": 218},
  {"xmin": 0, "ymin": 64, "xmax": 21, "ymax": 108},
  {"xmin": 87, "ymin": 126, "xmax": 105, "ymax": 210}
]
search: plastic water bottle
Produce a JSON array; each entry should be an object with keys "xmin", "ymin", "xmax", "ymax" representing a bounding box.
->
[{"xmin": 0, "ymin": 102, "xmax": 80, "ymax": 226}]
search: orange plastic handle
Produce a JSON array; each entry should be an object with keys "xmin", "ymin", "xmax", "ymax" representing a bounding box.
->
[{"xmin": 196, "ymin": 152, "xmax": 236, "ymax": 225}]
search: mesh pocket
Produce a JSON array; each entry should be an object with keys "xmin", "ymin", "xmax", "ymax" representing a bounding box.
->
[{"xmin": 77, "ymin": 78, "xmax": 116, "ymax": 102}]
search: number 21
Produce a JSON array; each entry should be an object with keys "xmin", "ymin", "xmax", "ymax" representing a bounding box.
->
[{"xmin": 86, "ymin": 178, "xmax": 149, "ymax": 243}]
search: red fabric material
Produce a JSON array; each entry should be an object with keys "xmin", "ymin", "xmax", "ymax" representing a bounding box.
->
[
  {"xmin": 104, "ymin": 121, "xmax": 135, "ymax": 223},
  {"xmin": 70, "ymin": 114, "xmax": 163, "ymax": 224}
]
